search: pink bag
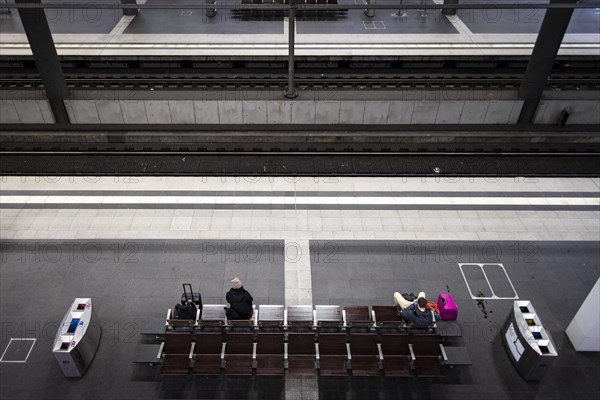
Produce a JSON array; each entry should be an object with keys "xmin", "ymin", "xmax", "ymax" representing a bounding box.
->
[{"xmin": 437, "ymin": 293, "xmax": 458, "ymax": 320}]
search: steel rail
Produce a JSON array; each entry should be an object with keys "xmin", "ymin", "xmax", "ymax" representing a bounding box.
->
[
  {"xmin": 2, "ymin": 77, "xmax": 598, "ymax": 89},
  {"xmin": 1, "ymin": 2, "xmax": 599, "ymax": 10},
  {"xmin": 1, "ymin": 150, "xmax": 598, "ymax": 156}
]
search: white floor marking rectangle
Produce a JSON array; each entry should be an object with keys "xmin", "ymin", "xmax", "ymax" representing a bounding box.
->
[
  {"xmin": 0, "ymin": 338, "xmax": 36, "ymax": 363},
  {"xmin": 459, "ymin": 263, "xmax": 519, "ymax": 300}
]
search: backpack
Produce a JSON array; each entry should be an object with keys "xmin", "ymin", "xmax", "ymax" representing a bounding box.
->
[
  {"xmin": 175, "ymin": 303, "xmax": 197, "ymax": 320},
  {"xmin": 402, "ymin": 292, "xmax": 417, "ymax": 302}
]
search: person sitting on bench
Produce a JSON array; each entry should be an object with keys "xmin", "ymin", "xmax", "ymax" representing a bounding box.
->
[
  {"xmin": 225, "ymin": 277, "xmax": 254, "ymax": 320},
  {"xmin": 393, "ymin": 291, "xmax": 439, "ymax": 327}
]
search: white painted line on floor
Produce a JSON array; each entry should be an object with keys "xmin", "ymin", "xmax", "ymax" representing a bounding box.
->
[
  {"xmin": 109, "ymin": 15, "xmax": 136, "ymax": 37},
  {"xmin": 1, "ymin": 195, "xmax": 597, "ymax": 207},
  {"xmin": 444, "ymin": 14, "xmax": 473, "ymax": 37},
  {"xmin": 459, "ymin": 263, "xmax": 519, "ymax": 300},
  {"xmin": 1, "ymin": 176, "xmax": 598, "ymax": 192},
  {"xmin": 0, "ymin": 338, "xmax": 36, "ymax": 363},
  {"xmin": 284, "ymin": 239, "xmax": 312, "ymax": 306}
]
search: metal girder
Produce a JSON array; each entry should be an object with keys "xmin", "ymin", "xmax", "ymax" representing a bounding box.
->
[
  {"xmin": 15, "ymin": 0, "xmax": 69, "ymax": 124},
  {"xmin": 518, "ymin": 0, "xmax": 578, "ymax": 125}
]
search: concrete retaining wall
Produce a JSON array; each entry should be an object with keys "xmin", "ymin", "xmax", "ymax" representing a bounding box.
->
[{"xmin": 3, "ymin": 99, "xmax": 599, "ymax": 125}]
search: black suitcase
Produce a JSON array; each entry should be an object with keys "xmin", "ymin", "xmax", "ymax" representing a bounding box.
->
[{"xmin": 180, "ymin": 283, "xmax": 202, "ymax": 306}]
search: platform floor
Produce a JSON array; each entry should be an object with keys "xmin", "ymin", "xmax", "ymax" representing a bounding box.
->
[
  {"xmin": 125, "ymin": 0, "xmax": 284, "ymax": 35},
  {"xmin": 2, "ymin": 0, "xmax": 599, "ymax": 35},
  {"xmin": 0, "ymin": 0, "xmax": 123, "ymax": 34},
  {"xmin": 0, "ymin": 0, "xmax": 598, "ymax": 55},
  {"xmin": 459, "ymin": 0, "xmax": 600, "ymax": 34},
  {"xmin": 295, "ymin": 2, "xmax": 458, "ymax": 35},
  {"xmin": 0, "ymin": 177, "xmax": 599, "ymax": 399}
]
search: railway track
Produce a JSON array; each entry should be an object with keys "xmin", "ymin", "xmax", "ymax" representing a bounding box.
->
[
  {"xmin": 1, "ymin": 151, "xmax": 598, "ymax": 176},
  {"xmin": 1, "ymin": 74, "xmax": 599, "ymax": 90},
  {"xmin": 1, "ymin": 125, "xmax": 598, "ymax": 175}
]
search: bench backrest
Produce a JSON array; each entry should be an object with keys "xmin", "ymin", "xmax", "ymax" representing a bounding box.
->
[
  {"xmin": 411, "ymin": 334, "xmax": 441, "ymax": 356},
  {"xmin": 350, "ymin": 333, "xmax": 379, "ymax": 355},
  {"xmin": 164, "ymin": 332, "xmax": 192, "ymax": 354},
  {"xmin": 287, "ymin": 333, "xmax": 316, "ymax": 355},
  {"xmin": 318, "ymin": 333, "xmax": 347, "ymax": 356},
  {"xmin": 194, "ymin": 332, "xmax": 223, "ymax": 354},
  {"xmin": 225, "ymin": 333, "xmax": 254, "ymax": 354},
  {"xmin": 257, "ymin": 333, "xmax": 285, "ymax": 354},
  {"xmin": 380, "ymin": 334, "xmax": 410, "ymax": 356}
]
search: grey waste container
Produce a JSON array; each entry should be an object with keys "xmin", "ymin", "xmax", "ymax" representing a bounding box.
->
[
  {"xmin": 206, "ymin": 0, "xmax": 217, "ymax": 17},
  {"xmin": 364, "ymin": 0, "xmax": 375, "ymax": 17},
  {"xmin": 442, "ymin": 0, "xmax": 458, "ymax": 16},
  {"xmin": 502, "ymin": 301, "xmax": 557, "ymax": 381}
]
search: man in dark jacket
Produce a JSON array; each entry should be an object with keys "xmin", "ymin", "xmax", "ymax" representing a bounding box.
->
[
  {"xmin": 225, "ymin": 277, "xmax": 254, "ymax": 320},
  {"xmin": 401, "ymin": 297, "xmax": 437, "ymax": 327},
  {"xmin": 394, "ymin": 291, "xmax": 439, "ymax": 327}
]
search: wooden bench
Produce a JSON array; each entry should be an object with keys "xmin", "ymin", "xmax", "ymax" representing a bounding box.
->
[
  {"xmin": 380, "ymin": 334, "xmax": 412, "ymax": 377},
  {"xmin": 410, "ymin": 334, "xmax": 445, "ymax": 378},
  {"xmin": 256, "ymin": 332, "xmax": 285, "ymax": 375},
  {"xmin": 200, "ymin": 304, "xmax": 228, "ymax": 330},
  {"xmin": 224, "ymin": 333, "xmax": 255, "ymax": 375},
  {"xmin": 315, "ymin": 305, "xmax": 343, "ymax": 330},
  {"xmin": 227, "ymin": 305, "xmax": 257, "ymax": 331},
  {"xmin": 159, "ymin": 332, "xmax": 193, "ymax": 375},
  {"xmin": 286, "ymin": 305, "xmax": 314, "ymax": 331},
  {"xmin": 258, "ymin": 305, "xmax": 284, "ymax": 330},
  {"xmin": 343, "ymin": 306, "xmax": 372, "ymax": 330},
  {"xmin": 317, "ymin": 333, "xmax": 349, "ymax": 376},
  {"xmin": 348, "ymin": 333, "xmax": 381, "ymax": 376},
  {"xmin": 372, "ymin": 306, "xmax": 403, "ymax": 329},
  {"xmin": 287, "ymin": 332, "xmax": 317, "ymax": 375},
  {"xmin": 192, "ymin": 332, "xmax": 224, "ymax": 375}
]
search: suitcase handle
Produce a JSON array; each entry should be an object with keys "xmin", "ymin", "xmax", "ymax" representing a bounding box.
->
[{"xmin": 182, "ymin": 283, "xmax": 193, "ymax": 302}]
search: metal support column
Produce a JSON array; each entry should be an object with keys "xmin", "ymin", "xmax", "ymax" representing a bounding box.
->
[
  {"xmin": 365, "ymin": 0, "xmax": 375, "ymax": 18},
  {"xmin": 0, "ymin": 0, "xmax": 12, "ymax": 15},
  {"xmin": 285, "ymin": 6, "xmax": 298, "ymax": 99},
  {"xmin": 393, "ymin": 0, "xmax": 406, "ymax": 17},
  {"xmin": 122, "ymin": 0, "xmax": 138, "ymax": 16},
  {"xmin": 517, "ymin": 0, "xmax": 577, "ymax": 125},
  {"xmin": 16, "ymin": 0, "xmax": 70, "ymax": 123},
  {"xmin": 442, "ymin": 0, "xmax": 458, "ymax": 16}
]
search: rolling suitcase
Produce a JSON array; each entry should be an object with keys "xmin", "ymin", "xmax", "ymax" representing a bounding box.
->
[
  {"xmin": 437, "ymin": 293, "xmax": 458, "ymax": 320},
  {"xmin": 180, "ymin": 283, "xmax": 203, "ymax": 318}
]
